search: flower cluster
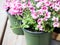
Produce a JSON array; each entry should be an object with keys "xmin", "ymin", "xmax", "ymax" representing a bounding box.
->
[
  {"xmin": 5, "ymin": 0, "xmax": 27, "ymax": 15},
  {"xmin": 5, "ymin": 0, "xmax": 60, "ymax": 32},
  {"xmin": 26, "ymin": 0, "xmax": 60, "ymax": 32}
]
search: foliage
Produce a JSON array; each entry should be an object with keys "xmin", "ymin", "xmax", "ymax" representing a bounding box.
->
[{"xmin": 5, "ymin": 0, "xmax": 60, "ymax": 32}]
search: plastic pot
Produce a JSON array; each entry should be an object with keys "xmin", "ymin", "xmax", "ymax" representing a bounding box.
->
[
  {"xmin": 8, "ymin": 15, "xmax": 24, "ymax": 35},
  {"xmin": 23, "ymin": 29, "xmax": 52, "ymax": 45}
]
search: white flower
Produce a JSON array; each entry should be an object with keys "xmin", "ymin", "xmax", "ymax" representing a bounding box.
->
[
  {"xmin": 36, "ymin": 2, "xmax": 42, "ymax": 8},
  {"xmin": 21, "ymin": 0, "xmax": 26, "ymax": 2},
  {"xmin": 52, "ymin": 0, "xmax": 57, "ymax": 1},
  {"xmin": 35, "ymin": 0, "xmax": 39, "ymax": 2},
  {"xmin": 37, "ymin": 25, "xmax": 43, "ymax": 31},
  {"xmin": 52, "ymin": 17, "xmax": 59, "ymax": 22},
  {"xmin": 22, "ymin": 3, "xmax": 27, "ymax": 9},
  {"xmin": 53, "ymin": 22, "xmax": 59, "ymax": 27}
]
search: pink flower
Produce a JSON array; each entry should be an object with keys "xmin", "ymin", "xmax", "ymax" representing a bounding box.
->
[
  {"xmin": 27, "ymin": 1, "xmax": 32, "ymax": 7},
  {"xmin": 39, "ymin": 0, "xmax": 44, "ymax": 1},
  {"xmin": 45, "ymin": 1, "xmax": 53, "ymax": 7},
  {"xmin": 41, "ymin": 6, "xmax": 48, "ymax": 12},
  {"xmin": 14, "ymin": 2, "xmax": 22, "ymax": 9},
  {"xmin": 45, "ymin": 12, "xmax": 51, "ymax": 18},
  {"xmin": 8, "ymin": 8, "xmax": 18, "ymax": 15},
  {"xmin": 44, "ymin": 12, "xmax": 51, "ymax": 21},
  {"xmin": 37, "ymin": 9, "xmax": 43, "ymax": 15},
  {"xmin": 8, "ymin": 7, "xmax": 23, "ymax": 15},
  {"xmin": 4, "ymin": 5, "xmax": 10, "ymax": 11},
  {"xmin": 37, "ymin": 18, "xmax": 43, "ymax": 24},
  {"xmin": 7, "ymin": 0, "xmax": 24, "ymax": 15},
  {"xmin": 57, "ymin": 0, "xmax": 60, "ymax": 2},
  {"xmin": 10, "ymin": 2, "xmax": 15, "ymax": 8},
  {"xmin": 52, "ymin": 2, "xmax": 60, "ymax": 11},
  {"xmin": 43, "ymin": 12, "xmax": 51, "ymax": 21},
  {"xmin": 50, "ymin": 3, "xmax": 54, "ymax": 8},
  {"xmin": 39, "ymin": 0, "xmax": 48, "ymax": 3},
  {"xmin": 17, "ymin": 11, "xmax": 23, "ymax": 15},
  {"xmin": 54, "ymin": 6, "xmax": 60, "ymax": 11},
  {"xmin": 6, "ymin": 0, "xmax": 11, "ymax": 2},
  {"xmin": 4, "ymin": 0, "xmax": 11, "ymax": 11},
  {"xmin": 17, "ymin": 8, "xmax": 23, "ymax": 15},
  {"xmin": 43, "ymin": 17, "xmax": 48, "ymax": 21},
  {"xmin": 10, "ymin": 0, "xmax": 21, "ymax": 8},
  {"xmin": 31, "ymin": 12, "xmax": 39, "ymax": 19},
  {"xmin": 52, "ymin": 17, "xmax": 59, "ymax": 22},
  {"xmin": 29, "ymin": 6, "xmax": 35, "ymax": 12},
  {"xmin": 53, "ymin": 22, "xmax": 59, "ymax": 27},
  {"xmin": 37, "ymin": 24, "xmax": 43, "ymax": 31}
]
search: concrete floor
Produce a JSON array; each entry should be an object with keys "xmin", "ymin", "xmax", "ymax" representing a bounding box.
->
[{"xmin": 51, "ymin": 40, "xmax": 60, "ymax": 45}]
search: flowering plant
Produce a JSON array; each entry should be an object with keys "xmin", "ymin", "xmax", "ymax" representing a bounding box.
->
[{"xmin": 5, "ymin": 0, "xmax": 60, "ymax": 32}]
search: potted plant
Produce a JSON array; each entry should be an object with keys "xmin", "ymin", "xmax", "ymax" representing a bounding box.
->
[
  {"xmin": 4, "ymin": 0, "xmax": 60, "ymax": 44},
  {"xmin": 17, "ymin": 0, "xmax": 60, "ymax": 45},
  {"xmin": 4, "ymin": 0, "xmax": 25, "ymax": 35}
]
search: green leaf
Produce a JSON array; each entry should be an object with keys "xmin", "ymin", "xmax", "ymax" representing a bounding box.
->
[
  {"xmin": 35, "ymin": 27, "xmax": 38, "ymax": 30},
  {"xmin": 15, "ymin": 15, "xmax": 22, "ymax": 20}
]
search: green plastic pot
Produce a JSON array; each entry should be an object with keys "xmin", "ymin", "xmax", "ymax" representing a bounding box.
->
[
  {"xmin": 23, "ymin": 29, "xmax": 52, "ymax": 45},
  {"xmin": 8, "ymin": 15, "xmax": 24, "ymax": 35}
]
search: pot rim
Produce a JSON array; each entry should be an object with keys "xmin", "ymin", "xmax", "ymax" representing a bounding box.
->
[{"xmin": 23, "ymin": 29, "xmax": 51, "ymax": 34}]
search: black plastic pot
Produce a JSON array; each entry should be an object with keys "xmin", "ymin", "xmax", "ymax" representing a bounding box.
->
[
  {"xmin": 8, "ymin": 15, "xmax": 24, "ymax": 35},
  {"xmin": 23, "ymin": 29, "xmax": 52, "ymax": 45}
]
